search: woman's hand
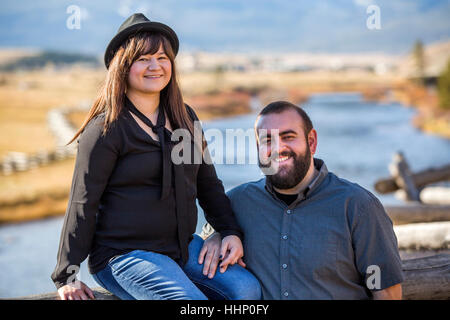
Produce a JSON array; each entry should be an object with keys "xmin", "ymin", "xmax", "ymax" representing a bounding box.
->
[
  {"xmin": 57, "ymin": 281, "xmax": 96, "ymax": 300},
  {"xmin": 198, "ymin": 232, "xmax": 222, "ymax": 279},
  {"xmin": 219, "ymin": 235, "xmax": 246, "ymax": 273}
]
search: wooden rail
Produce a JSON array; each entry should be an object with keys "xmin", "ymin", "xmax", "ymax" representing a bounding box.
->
[{"xmin": 11, "ymin": 254, "xmax": 450, "ymax": 300}]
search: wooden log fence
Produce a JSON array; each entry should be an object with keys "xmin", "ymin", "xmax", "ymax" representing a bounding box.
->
[
  {"xmin": 0, "ymin": 104, "xmax": 88, "ymax": 176},
  {"xmin": 12, "ymin": 253, "xmax": 450, "ymax": 300},
  {"xmin": 388, "ymin": 152, "xmax": 420, "ymax": 201},
  {"xmin": 375, "ymin": 163, "xmax": 450, "ymax": 195},
  {"xmin": 401, "ymin": 253, "xmax": 450, "ymax": 300},
  {"xmin": 385, "ymin": 204, "xmax": 450, "ymax": 225}
]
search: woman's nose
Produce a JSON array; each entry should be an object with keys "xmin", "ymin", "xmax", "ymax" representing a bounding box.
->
[{"xmin": 147, "ymin": 58, "xmax": 160, "ymax": 70}]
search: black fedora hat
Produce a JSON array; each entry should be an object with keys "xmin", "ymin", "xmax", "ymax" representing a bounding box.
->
[{"xmin": 104, "ymin": 13, "xmax": 179, "ymax": 69}]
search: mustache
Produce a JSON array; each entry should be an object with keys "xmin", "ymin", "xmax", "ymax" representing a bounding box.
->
[
  {"xmin": 276, "ymin": 151, "xmax": 296, "ymax": 159},
  {"xmin": 258, "ymin": 150, "xmax": 297, "ymax": 170}
]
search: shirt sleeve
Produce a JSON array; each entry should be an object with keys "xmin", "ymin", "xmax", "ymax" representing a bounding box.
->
[
  {"xmin": 350, "ymin": 190, "xmax": 405, "ymax": 292},
  {"xmin": 185, "ymin": 104, "xmax": 244, "ymax": 241},
  {"xmin": 51, "ymin": 115, "xmax": 121, "ymax": 289}
]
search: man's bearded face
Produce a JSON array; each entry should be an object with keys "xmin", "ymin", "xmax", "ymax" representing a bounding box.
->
[{"xmin": 263, "ymin": 140, "xmax": 311, "ymax": 189}]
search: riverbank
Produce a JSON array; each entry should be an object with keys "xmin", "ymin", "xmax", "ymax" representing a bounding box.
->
[{"xmin": 391, "ymin": 81, "xmax": 450, "ymax": 139}]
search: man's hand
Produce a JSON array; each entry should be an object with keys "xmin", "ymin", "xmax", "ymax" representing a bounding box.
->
[
  {"xmin": 219, "ymin": 235, "xmax": 246, "ymax": 273},
  {"xmin": 198, "ymin": 232, "xmax": 222, "ymax": 279},
  {"xmin": 57, "ymin": 281, "xmax": 96, "ymax": 300}
]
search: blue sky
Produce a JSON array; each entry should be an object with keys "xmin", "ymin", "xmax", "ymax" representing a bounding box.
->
[{"xmin": 0, "ymin": 0, "xmax": 449, "ymax": 55}]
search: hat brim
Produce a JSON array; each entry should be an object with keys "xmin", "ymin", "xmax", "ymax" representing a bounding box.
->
[{"xmin": 104, "ymin": 22, "xmax": 179, "ymax": 69}]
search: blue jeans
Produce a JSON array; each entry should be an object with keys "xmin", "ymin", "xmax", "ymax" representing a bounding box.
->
[{"xmin": 92, "ymin": 234, "xmax": 262, "ymax": 300}]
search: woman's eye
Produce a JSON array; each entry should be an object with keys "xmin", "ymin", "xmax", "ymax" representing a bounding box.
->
[
  {"xmin": 158, "ymin": 56, "xmax": 167, "ymax": 60},
  {"xmin": 138, "ymin": 57, "xmax": 148, "ymax": 61}
]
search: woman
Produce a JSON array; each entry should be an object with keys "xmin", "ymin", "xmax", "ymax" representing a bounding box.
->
[{"xmin": 51, "ymin": 13, "xmax": 261, "ymax": 300}]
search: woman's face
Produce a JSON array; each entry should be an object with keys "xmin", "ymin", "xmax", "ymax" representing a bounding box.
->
[{"xmin": 127, "ymin": 44, "xmax": 172, "ymax": 95}]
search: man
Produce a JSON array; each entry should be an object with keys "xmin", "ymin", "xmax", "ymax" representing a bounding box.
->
[{"xmin": 199, "ymin": 101, "xmax": 404, "ymax": 300}]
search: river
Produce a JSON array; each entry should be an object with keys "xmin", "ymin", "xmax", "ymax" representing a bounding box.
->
[{"xmin": 1, "ymin": 92, "xmax": 449, "ymax": 298}]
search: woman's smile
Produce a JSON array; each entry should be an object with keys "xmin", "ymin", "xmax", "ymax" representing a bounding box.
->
[{"xmin": 144, "ymin": 74, "xmax": 163, "ymax": 78}]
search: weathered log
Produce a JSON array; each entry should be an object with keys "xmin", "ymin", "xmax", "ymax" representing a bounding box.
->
[
  {"xmin": 385, "ymin": 204, "xmax": 450, "ymax": 225},
  {"xmin": 401, "ymin": 253, "xmax": 450, "ymax": 300},
  {"xmin": 375, "ymin": 163, "xmax": 450, "ymax": 194},
  {"xmin": 394, "ymin": 221, "xmax": 450, "ymax": 250},
  {"xmin": 13, "ymin": 286, "xmax": 118, "ymax": 300},
  {"xmin": 388, "ymin": 152, "xmax": 420, "ymax": 201},
  {"xmin": 10, "ymin": 254, "xmax": 450, "ymax": 300}
]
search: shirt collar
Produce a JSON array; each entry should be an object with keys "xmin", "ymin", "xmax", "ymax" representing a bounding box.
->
[{"xmin": 265, "ymin": 158, "xmax": 328, "ymax": 201}]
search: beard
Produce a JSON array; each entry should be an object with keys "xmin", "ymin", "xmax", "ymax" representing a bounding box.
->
[{"xmin": 264, "ymin": 146, "xmax": 312, "ymax": 190}]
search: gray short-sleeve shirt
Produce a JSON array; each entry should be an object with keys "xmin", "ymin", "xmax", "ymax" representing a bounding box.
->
[{"xmin": 225, "ymin": 158, "xmax": 404, "ymax": 300}]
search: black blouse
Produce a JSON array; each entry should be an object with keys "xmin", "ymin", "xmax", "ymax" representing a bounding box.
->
[{"xmin": 51, "ymin": 104, "xmax": 243, "ymax": 289}]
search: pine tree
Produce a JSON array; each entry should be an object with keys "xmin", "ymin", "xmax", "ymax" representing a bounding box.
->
[
  {"xmin": 413, "ymin": 40, "xmax": 426, "ymax": 84},
  {"xmin": 437, "ymin": 59, "xmax": 450, "ymax": 110}
]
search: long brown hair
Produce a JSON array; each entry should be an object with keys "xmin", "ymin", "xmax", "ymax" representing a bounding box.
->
[{"xmin": 68, "ymin": 32, "xmax": 194, "ymax": 144}]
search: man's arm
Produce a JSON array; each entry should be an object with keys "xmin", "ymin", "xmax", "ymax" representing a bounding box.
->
[
  {"xmin": 350, "ymin": 190, "xmax": 405, "ymax": 297},
  {"xmin": 372, "ymin": 283, "xmax": 402, "ymax": 300}
]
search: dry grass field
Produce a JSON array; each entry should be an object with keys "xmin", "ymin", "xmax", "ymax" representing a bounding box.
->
[
  {"xmin": 0, "ymin": 67, "xmax": 106, "ymax": 223},
  {"xmin": 1, "ymin": 66, "xmax": 446, "ymax": 223},
  {"xmin": 0, "ymin": 67, "xmax": 105, "ymax": 158}
]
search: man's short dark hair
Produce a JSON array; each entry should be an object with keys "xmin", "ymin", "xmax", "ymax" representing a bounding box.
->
[{"xmin": 257, "ymin": 101, "xmax": 313, "ymax": 137}]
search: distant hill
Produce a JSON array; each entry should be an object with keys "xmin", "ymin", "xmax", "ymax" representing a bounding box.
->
[
  {"xmin": 0, "ymin": 50, "xmax": 101, "ymax": 71},
  {"xmin": 0, "ymin": 49, "xmax": 39, "ymax": 66}
]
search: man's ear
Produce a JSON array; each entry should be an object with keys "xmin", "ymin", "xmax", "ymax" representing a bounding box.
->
[{"xmin": 308, "ymin": 129, "xmax": 318, "ymax": 155}]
